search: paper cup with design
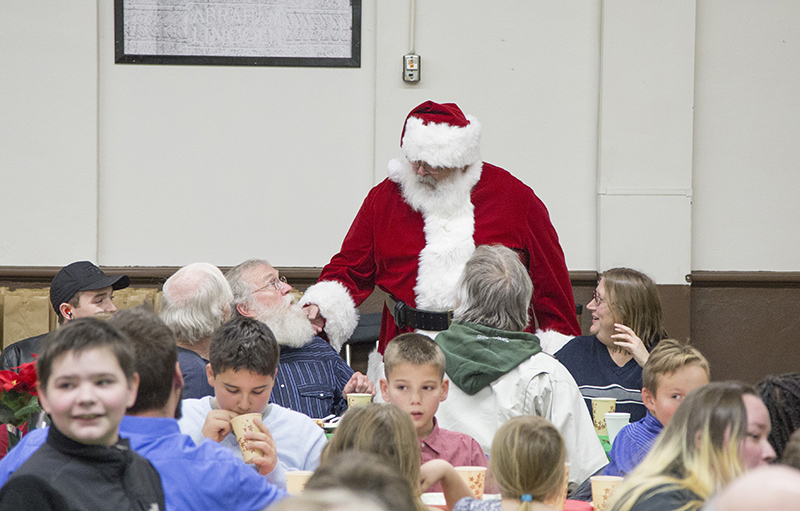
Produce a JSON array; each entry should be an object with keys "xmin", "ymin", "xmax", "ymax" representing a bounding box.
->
[
  {"xmin": 346, "ymin": 393, "xmax": 373, "ymax": 408},
  {"xmin": 455, "ymin": 466, "xmax": 487, "ymax": 500},
  {"xmin": 286, "ymin": 470, "xmax": 314, "ymax": 496},
  {"xmin": 591, "ymin": 475, "xmax": 623, "ymax": 511},
  {"xmin": 230, "ymin": 412, "xmax": 264, "ymax": 462},
  {"xmin": 605, "ymin": 412, "xmax": 631, "ymax": 446},
  {"xmin": 591, "ymin": 397, "xmax": 616, "ymax": 436}
]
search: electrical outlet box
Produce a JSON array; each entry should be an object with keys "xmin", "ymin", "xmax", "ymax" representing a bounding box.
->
[{"xmin": 403, "ymin": 53, "xmax": 420, "ymax": 82}]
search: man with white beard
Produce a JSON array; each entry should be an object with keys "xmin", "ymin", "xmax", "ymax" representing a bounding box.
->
[{"xmin": 226, "ymin": 259, "xmax": 374, "ymax": 419}]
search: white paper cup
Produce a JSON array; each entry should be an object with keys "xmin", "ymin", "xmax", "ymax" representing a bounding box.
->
[
  {"xmin": 591, "ymin": 397, "xmax": 616, "ymax": 436},
  {"xmin": 591, "ymin": 475, "xmax": 623, "ymax": 511},
  {"xmin": 455, "ymin": 466, "xmax": 487, "ymax": 499},
  {"xmin": 230, "ymin": 412, "xmax": 264, "ymax": 462},
  {"xmin": 286, "ymin": 470, "xmax": 314, "ymax": 495},
  {"xmin": 605, "ymin": 412, "xmax": 631, "ymax": 446}
]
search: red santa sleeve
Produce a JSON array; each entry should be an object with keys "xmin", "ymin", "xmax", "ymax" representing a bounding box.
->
[{"xmin": 301, "ymin": 187, "xmax": 381, "ymax": 351}]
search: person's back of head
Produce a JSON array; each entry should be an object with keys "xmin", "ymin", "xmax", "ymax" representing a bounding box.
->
[
  {"xmin": 706, "ymin": 465, "xmax": 800, "ymax": 511},
  {"xmin": 600, "ymin": 267, "xmax": 665, "ymax": 348},
  {"xmin": 108, "ymin": 307, "xmax": 178, "ymax": 415},
  {"xmin": 208, "ymin": 316, "xmax": 280, "ymax": 377},
  {"xmin": 780, "ymin": 428, "xmax": 800, "ymax": 470},
  {"xmin": 322, "ymin": 404, "xmax": 423, "ymax": 505},
  {"xmin": 757, "ymin": 372, "xmax": 800, "ymax": 460},
  {"xmin": 307, "ymin": 450, "xmax": 418, "ymax": 511},
  {"xmin": 383, "ymin": 333, "xmax": 446, "ymax": 380},
  {"xmin": 491, "ymin": 416, "xmax": 567, "ymax": 507},
  {"xmin": 160, "ymin": 262, "xmax": 233, "ymax": 345},
  {"xmin": 454, "ymin": 245, "xmax": 532, "ymax": 332},
  {"xmin": 641, "ymin": 339, "xmax": 711, "ymax": 426},
  {"xmin": 268, "ymin": 488, "xmax": 388, "ymax": 511},
  {"xmin": 608, "ymin": 381, "xmax": 755, "ymax": 511}
]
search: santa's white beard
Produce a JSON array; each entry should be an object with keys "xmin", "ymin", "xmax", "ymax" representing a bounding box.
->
[
  {"xmin": 393, "ymin": 160, "xmax": 482, "ymax": 217},
  {"xmin": 252, "ymin": 300, "xmax": 315, "ymax": 348}
]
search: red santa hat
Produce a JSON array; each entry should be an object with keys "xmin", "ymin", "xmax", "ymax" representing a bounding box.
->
[{"xmin": 400, "ymin": 101, "xmax": 482, "ymax": 169}]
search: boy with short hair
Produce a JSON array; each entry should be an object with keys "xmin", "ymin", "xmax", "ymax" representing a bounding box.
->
[
  {"xmin": 379, "ymin": 333, "xmax": 487, "ymax": 492},
  {"xmin": 0, "ymin": 318, "xmax": 164, "ymax": 510},
  {"xmin": 178, "ymin": 316, "xmax": 326, "ymax": 489},
  {"xmin": 604, "ymin": 339, "xmax": 710, "ymax": 476}
]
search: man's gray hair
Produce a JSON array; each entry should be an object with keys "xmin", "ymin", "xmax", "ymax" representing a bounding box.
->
[
  {"xmin": 160, "ymin": 262, "xmax": 233, "ymax": 345},
  {"xmin": 453, "ymin": 245, "xmax": 532, "ymax": 332},
  {"xmin": 226, "ymin": 259, "xmax": 270, "ymax": 315}
]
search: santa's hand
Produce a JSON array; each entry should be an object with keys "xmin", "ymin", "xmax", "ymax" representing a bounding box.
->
[
  {"xmin": 343, "ymin": 371, "xmax": 375, "ymax": 397},
  {"xmin": 612, "ymin": 323, "xmax": 649, "ymax": 367},
  {"xmin": 303, "ymin": 304, "xmax": 325, "ymax": 334},
  {"xmin": 246, "ymin": 418, "xmax": 278, "ymax": 476},
  {"xmin": 201, "ymin": 409, "xmax": 237, "ymax": 442}
]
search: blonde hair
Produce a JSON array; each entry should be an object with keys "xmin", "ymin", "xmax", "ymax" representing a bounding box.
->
[
  {"xmin": 322, "ymin": 404, "xmax": 427, "ymax": 511},
  {"xmin": 491, "ymin": 416, "xmax": 567, "ymax": 510},
  {"xmin": 383, "ymin": 333, "xmax": 446, "ymax": 380},
  {"xmin": 642, "ymin": 339, "xmax": 710, "ymax": 394},
  {"xmin": 608, "ymin": 382, "xmax": 755, "ymax": 511},
  {"xmin": 601, "ymin": 268, "xmax": 666, "ymax": 349}
]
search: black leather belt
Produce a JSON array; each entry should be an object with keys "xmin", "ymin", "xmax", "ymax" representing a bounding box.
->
[{"xmin": 386, "ymin": 296, "xmax": 453, "ymax": 331}]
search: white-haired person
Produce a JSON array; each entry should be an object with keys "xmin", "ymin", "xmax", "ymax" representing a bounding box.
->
[
  {"xmin": 435, "ymin": 245, "xmax": 607, "ymax": 487},
  {"xmin": 607, "ymin": 381, "xmax": 776, "ymax": 511},
  {"xmin": 160, "ymin": 262, "xmax": 233, "ymax": 398},
  {"xmin": 226, "ymin": 259, "xmax": 373, "ymax": 419}
]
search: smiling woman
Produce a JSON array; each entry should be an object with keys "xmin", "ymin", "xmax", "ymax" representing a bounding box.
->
[{"xmin": 555, "ymin": 268, "xmax": 666, "ymax": 423}]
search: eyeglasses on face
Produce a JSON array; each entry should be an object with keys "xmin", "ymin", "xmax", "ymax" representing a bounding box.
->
[
  {"xmin": 592, "ymin": 289, "xmax": 606, "ymax": 306},
  {"xmin": 251, "ymin": 275, "xmax": 287, "ymax": 294}
]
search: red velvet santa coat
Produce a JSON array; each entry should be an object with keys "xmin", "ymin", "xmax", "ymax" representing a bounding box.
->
[{"xmin": 303, "ymin": 160, "xmax": 580, "ymax": 354}]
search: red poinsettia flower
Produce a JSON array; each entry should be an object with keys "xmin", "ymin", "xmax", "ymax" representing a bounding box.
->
[{"xmin": 0, "ymin": 361, "xmax": 38, "ymax": 395}]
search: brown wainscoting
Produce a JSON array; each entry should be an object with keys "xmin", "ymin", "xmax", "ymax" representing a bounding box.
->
[
  {"xmin": 689, "ymin": 271, "xmax": 800, "ymax": 384},
  {"xmin": 2, "ymin": 266, "xmax": 795, "ymax": 385}
]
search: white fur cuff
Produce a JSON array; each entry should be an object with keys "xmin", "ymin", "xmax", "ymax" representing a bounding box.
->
[{"xmin": 301, "ymin": 280, "xmax": 359, "ymax": 352}]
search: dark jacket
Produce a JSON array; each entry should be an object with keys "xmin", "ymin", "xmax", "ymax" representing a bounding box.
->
[
  {"xmin": 0, "ymin": 425, "xmax": 165, "ymax": 511},
  {"xmin": 0, "ymin": 333, "xmax": 48, "ymax": 371}
]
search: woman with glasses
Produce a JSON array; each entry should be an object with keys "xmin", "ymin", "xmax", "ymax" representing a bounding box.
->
[{"xmin": 554, "ymin": 268, "xmax": 666, "ymax": 422}]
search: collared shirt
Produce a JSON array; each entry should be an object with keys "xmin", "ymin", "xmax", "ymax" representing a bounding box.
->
[
  {"xmin": 178, "ymin": 397, "xmax": 327, "ymax": 490},
  {"xmin": 604, "ymin": 412, "xmax": 663, "ymax": 477},
  {"xmin": 420, "ymin": 418, "xmax": 487, "ymax": 493},
  {"xmin": 0, "ymin": 416, "xmax": 286, "ymax": 511},
  {"xmin": 270, "ymin": 337, "xmax": 354, "ymax": 418}
]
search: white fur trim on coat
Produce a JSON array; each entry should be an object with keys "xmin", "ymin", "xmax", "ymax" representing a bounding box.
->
[
  {"xmin": 536, "ymin": 329, "xmax": 575, "ymax": 355},
  {"xmin": 401, "ymin": 114, "xmax": 481, "ymax": 169},
  {"xmin": 301, "ymin": 280, "xmax": 359, "ymax": 352}
]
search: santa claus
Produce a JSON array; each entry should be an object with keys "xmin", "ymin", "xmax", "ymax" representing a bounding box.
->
[{"xmin": 301, "ymin": 101, "xmax": 580, "ymax": 362}]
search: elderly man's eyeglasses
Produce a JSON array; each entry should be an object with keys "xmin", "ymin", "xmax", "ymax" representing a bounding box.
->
[
  {"xmin": 592, "ymin": 289, "xmax": 605, "ymax": 306},
  {"xmin": 252, "ymin": 276, "xmax": 287, "ymax": 294},
  {"xmin": 410, "ymin": 161, "xmax": 442, "ymax": 175}
]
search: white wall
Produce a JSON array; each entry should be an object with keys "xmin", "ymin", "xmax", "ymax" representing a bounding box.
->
[
  {"xmin": 0, "ymin": 1, "xmax": 99, "ymax": 265},
  {"xmin": 693, "ymin": 0, "xmax": 800, "ymax": 271},
  {"xmin": 1, "ymin": 1, "xmax": 798, "ymax": 279}
]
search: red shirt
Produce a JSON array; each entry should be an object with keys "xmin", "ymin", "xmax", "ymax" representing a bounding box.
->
[{"xmin": 420, "ymin": 419, "xmax": 487, "ymax": 493}]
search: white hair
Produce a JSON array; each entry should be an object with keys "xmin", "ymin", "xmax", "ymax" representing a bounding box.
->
[{"xmin": 160, "ymin": 262, "xmax": 233, "ymax": 345}]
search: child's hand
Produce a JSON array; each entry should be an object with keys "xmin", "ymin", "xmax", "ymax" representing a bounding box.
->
[
  {"xmin": 420, "ymin": 459, "xmax": 472, "ymax": 510},
  {"xmin": 201, "ymin": 409, "xmax": 237, "ymax": 442},
  {"xmin": 612, "ymin": 323, "xmax": 650, "ymax": 367},
  {"xmin": 245, "ymin": 418, "xmax": 278, "ymax": 476}
]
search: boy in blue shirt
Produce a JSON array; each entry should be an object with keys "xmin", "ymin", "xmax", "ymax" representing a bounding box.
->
[{"xmin": 604, "ymin": 339, "xmax": 710, "ymax": 476}]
